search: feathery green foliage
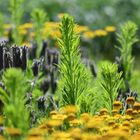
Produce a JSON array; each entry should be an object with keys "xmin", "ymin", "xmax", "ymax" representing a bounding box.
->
[
  {"xmin": 99, "ymin": 62, "xmax": 122, "ymax": 113},
  {"xmin": 9, "ymin": 0, "xmax": 24, "ymax": 44},
  {"xmin": 57, "ymin": 15, "xmax": 92, "ymax": 111},
  {"xmin": 0, "ymin": 68, "xmax": 29, "ymax": 132},
  {"xmin": 31, "ymin": 9, "xmax": 47, "ymax": 58},
  {"xmin": 117, "ymin": 21, "xmax": 138, "ymax": 83}
]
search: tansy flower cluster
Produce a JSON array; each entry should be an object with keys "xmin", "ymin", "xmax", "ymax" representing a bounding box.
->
[
  {"xmin": 1, "ymin": 98, "xmax": 140, "ymax": 140},
  {"xmin": 3, "ymin": 22, "xmax": 116, "ymax": 47}
]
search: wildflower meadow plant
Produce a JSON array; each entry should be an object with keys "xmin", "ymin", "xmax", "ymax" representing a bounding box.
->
[
  {"xmin": 99, "ymin": 62, "xmax": 123, "ymax": 113},
  {"xmin": 9, "ymin": 0, "xmax": 25, "ymax": 45},
  {"xmin": 0, "ymin": 68, "xmax": 29, "ymax": 134},
  {"xmin": 57, "ymin": 14, "xmax": 93, "ymax": 112},
  {"xmin": 31, "ymin": 9, "xmax": 47, "ymax": 58},
  {"xmin": 116, "ymin": 21, "xmax": 138, "ymax": 90}
]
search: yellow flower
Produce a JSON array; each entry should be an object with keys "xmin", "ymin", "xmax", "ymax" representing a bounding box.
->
[
  {"xmin": 126, "ymin": 108, "xmax": 133, "ymax": 115},
  {"xmin": 108, "ymin": 120, "xmax": 116, "ymax": 127},
  {"xmin": 104, "ymin": 129, "xmax": 129, "ymax": 140},
  {"xmin": 53, "ymin": 131, "xmax": 70, "ymax": 139},
  {"xmin": 66, "ymin": 113, "xmax": 76, "ymax": 121},
  {"xmin": 28, "ymin": 128, "xmax": 46, "ymax": 136},
  {"xmin": 46, "ymin": 119, "xmax": 63, "ymax": 128},
  {"xmin": 94, "ymin": 29, "xmax": 108, "ymax": 36},
  {"xmin": 130, "ymin": 131, "xmax": 140, "ymax": 140},
  {"xmin": 5, "ymin": 127, "xmax": 22, "ymax": 136},
  {"xmin": 22, "ymin": 23, "xmax": 33, "ymax": 29},
  {"xmin": 113, "ymin": 100, "xmax": 122, "ymax": 110},
  {"xmin": 86, "ymin": 117, "xmax": 104, "ymax": 130},
  {"xmin": 112, "ymin": 109, "xmax": 119, "ymax": 116},
  {"xmin": 50, "ymin": 110, "xmax": 58, "ymax": 117},
  {"xmin": 100, "ymin": 108, "xmax": 109, "ymax": 116},
  {"xmin": 105, "ymin": 26, "xmax": 116, "ymax": 32},
  {"xmin": 122, "ymin": 121, "xmax": 132, "ymax": 129},
  {"xmin": 69, "ymin": 128, "xmax": 81, "ymax": 139},
  {"xmin": 61, "ymin": 105, "xmax": 77, "ymax": 114},
  {"xmin": 69, "ymin": 119, "xmax": 81, "ymax": 127},
  {"xmin": 83, "ymin": 31, "xmax": 95, "ymax": 39},
  {"xmin": 49, "ymin": 29, "xmax": 61, "ymax": 38},
  {"xmin": 29, "ymin": 32, "xmax": 35, "ymax": 40},
  {"xmin": 133, "ymin": 102, "xmax": 140, "ymax": 111},
  {"xmin": 126, "ymin": 97, "xmax": 135, "ymax": 105},
  {"xmin": 0, "ymin": 115, "xmax": 4, "ymax": 125},
  {"xmin": 26, "ymin": 136, "xmax": 45, "ymax": 140},
  {"xmin": 44, "ymin": 22, "xmax": 59, "ymax": 29},
  {"xmin": 19, "ymin": 29, "xmax": 27, "ymax": 35},
  {"xmin": 0, "ymin": 136, "xmax": 5, "ymax": 140},
  {"xmin": 21, "ymin": 42, "xmax": 31, "ymax": 47},
  {"xmin": 51, "ymin": 114, "xmax": 67, "ymax": 121},
  {"xmin": 3, "ymin": 24, "xmax": 12, "ymax": 30},
  {"xmin": 80, "ymin": 113, "xmax": 90, "ymax": 123},
  {"xmin": 3, "ymin": 31, "xmax": 9, "ymax": 37},
  {"xmin": 75, "ymin": 25, "xmax": 89, "ymax": 33},
  {"xmin": 122, "ymin": 115, "xmax": 133, "ymax": 121}
]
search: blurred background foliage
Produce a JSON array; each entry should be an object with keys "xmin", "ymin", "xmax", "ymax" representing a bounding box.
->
[
  {"xmin": 0, "ymin": 0, "xmax": 140, "ymax": 28},
  {"xmin": 0, "ymin": 0, "xmax": 140, "ymax": 62}
]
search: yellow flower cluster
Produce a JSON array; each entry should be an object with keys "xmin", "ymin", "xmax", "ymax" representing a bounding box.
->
[
  {"xmin": 2, "ymin": 22, "xmax": 116, "ymax": 46},
  {"xmin": 2, "ymin": 100, "xmax": 140, "ymax": 140}
]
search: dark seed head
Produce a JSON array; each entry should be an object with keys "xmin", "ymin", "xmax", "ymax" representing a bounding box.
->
[
  {"xmin": 0, "ymin": 44, "xmax": 4, "ymax": 71},
  {"xmin": 89, "ymin": 61, "xmax": 97, "ymax": 78},
  {"xmin": 12, "ymin": 46, "xmax": 22, "ymax": 68},
  {"xmin": 40, "ymin": 40, "xmax": 48, "ymax": 57},
  {"xmin": 3, "ymin": 49, "xmax": 12, "ymax": 69},
  {"xmin": 37, "ymin": 96, "xmax": 46, "ymax": 111},
  {"xmin": 31, "ymin": 60, "xmax": 39, "ymax": 76},
  {"xmin": 21, "ymin": 46, "xmax": 28, "ymax": 70},
  {"xmin": 40, "ymin": 79, "xmax": 50, "ymax": 94}
]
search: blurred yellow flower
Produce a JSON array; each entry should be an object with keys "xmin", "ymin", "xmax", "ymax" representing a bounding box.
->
[
  {"xmin": 5, "ymin": 127, "xmax": 22, "ymax": 136},
  {"xmin": 62, "ymin": 105, "xmax": 78, "ymax": 114},
  {"xmin": 19, "ymin": 29, "xmax": 27, "ymax": 35},
  {"xmin": 83, "ymin": 31, "xmax": 95, "ymax": 39},
  {"xmin": 113, "ymin": 100, "xmax": 122, "ymax": 110},
  {"xmin": 105, "ymin": 26, "xmax": 116, "ymax": 32},
  {"xmin": 94, "ymin": 29, "xmax": 108, "ymax": 36},
  {"xmin": 3, "ymin": 24, "xmax": 12, "ymax": 30}
]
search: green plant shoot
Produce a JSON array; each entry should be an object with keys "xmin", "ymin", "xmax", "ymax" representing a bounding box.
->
[
  {"xmin": 31, "ymin": 9, "xmax": 47, "ymax": 58},
  {"xmin": 0, "ymin": 68, "xmax": 29, "ymax": 133},
  {"xmin": 117, "ymin": 21, "xmax": 138, "ymax": 84},
  {"xmin": 57, "ymin": 14, "xmax": 92, "ymax": 111},
  {"xmin": 100, "ymin": 62, "xmax": 122, "ymax": 113},
  {"xmin": 9, "ymin": 0, "xmax": 25, "ymax": 45}
]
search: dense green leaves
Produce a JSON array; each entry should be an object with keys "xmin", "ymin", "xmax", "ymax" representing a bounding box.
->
[
  {"xmin": 57, "ymin": 15, "xmax": 92, "ymax": 112},
  {"xmin": 0, "ymin": 68, "xmax": 29, "ymax": 132},
  {"xmin": 9, "ymin": 0, "xmax": 25, "ymax": 44},
  {"xmin": 99, "ymin": 62, "xmax": 122, "ymax": 113},
  {"xmin": 117, "ymin": 21, "xmax": 138, "ymax": 82},
  {"xmin": 31, "ymin": 9, "xmax": 47, "ymax": 58}
]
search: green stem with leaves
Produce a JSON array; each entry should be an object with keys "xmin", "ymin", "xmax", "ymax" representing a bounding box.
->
[
  {"xmin": 116, "ymin": 21, "xmax": 138, "ymax": 89},
  {"xmin": 57, "ymin": 15, "xmax": 92, "ymax": 113},
  {"xmin": 31, "ymin": 9, "xmax": 47, "ymax": 58},
  {"xmin": 9, "ymin": 0, "xmax": 24, "ymax": 45}
]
